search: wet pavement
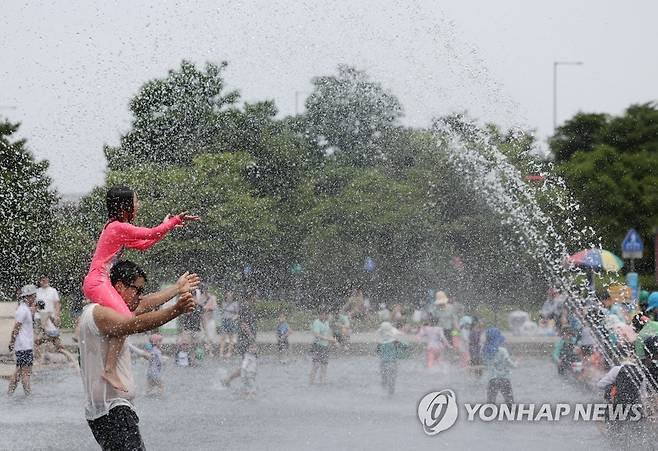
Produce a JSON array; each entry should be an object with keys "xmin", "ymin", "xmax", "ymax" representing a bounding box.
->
[{"xmin": 1, "ymin": 350, "xmax": 628, "ymax": 451}]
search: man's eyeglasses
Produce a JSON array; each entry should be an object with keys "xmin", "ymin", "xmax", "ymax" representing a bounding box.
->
[{"xmin": 128, "ymin": 284, "xmax": 145, "ymax": 296}]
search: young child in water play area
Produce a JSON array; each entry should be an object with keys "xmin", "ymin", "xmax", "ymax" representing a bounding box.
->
[
  {"xmin": 483, "ymin": 327, "xmax": 517, "ymax": 405},
  {"xmin": 241, "ymin": 343, "xmax": 258, "ymax": 397},
  {"xmin": 416, "ymin": 318, "xmax": 451, "ymax": 369},
  {"xmin": 146, "ymin": 334, "xmax": 165, "ymax": 397},
  {"xmin": 83, "ymin": 185, "xmax": 199, "ymax": 391}
]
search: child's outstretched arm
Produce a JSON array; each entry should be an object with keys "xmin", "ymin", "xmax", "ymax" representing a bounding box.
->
[
  {"xmin": 114, "ymin": 212, "xmax": 200, "ymax": 251},
  {"xmin": 134, "ymin": 272, "xmax": 200, "ymax": 315}
]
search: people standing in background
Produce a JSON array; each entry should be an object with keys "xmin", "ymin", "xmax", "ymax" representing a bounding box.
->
[
  {"xmin": 178, "ymin": 288, "xmax": 205, "ymax": 366},
  {"xmin": 36, "ymin": 275, "xmax": 61, "ymax": 334},
  {"xmin": 390, "ymin": 304, "xmax": 404, "ymax": 329},
  {"xmin": 146, "ymin": 334, "xmax": 165, "ymax": 397},
  {"xmin": 309, "ymin": 306, "xmax": 336, "ymax": 384},
  {"xmin": 197, "ymin": 284, "xmax": 218, "ymax": 357},
  {"xmin": 376, "ymin": 321, "xmax": 405, "ymax": 397},
  {"xmin": 219, "ymin": 290, "xmax": 239, "ymax": 359},
  {"xmin": 483, "ymin": 327, "xmax": 516, "ymax": 405},
  {"xmin": 469, "ymin": 316, "xmax": 483, "ymax": 377},
  {"xmin": 222, "ymin": 289, "xmax": 258, "ymax": 387},
  {"xmin": 434, "ymin": 291, "xmax": 459, "ymax": 348},
  {"xmin": 416, "ymin": 318, "xmax": 451, "ymax": 369},
  {"xmin": 241, "ymin": 343, "xmax": 258, "ymax": 398},
  {"xmin": 458, "ymin": 316, "xmax": 472, "ymax": 367},
  {"xmin": 276, "ymin": 312, "xmax": 291, "ymax": 363},
  {"xmin": 34, "ymin": 275, "xmax": 62, "ymax": 362},
  {"xmin": 7, "ymin": 285, "xmax": 38, "ymax": 396},
  {"xmin": 332, "ymin": 308, "xmax": 351, "ymax": 351}
]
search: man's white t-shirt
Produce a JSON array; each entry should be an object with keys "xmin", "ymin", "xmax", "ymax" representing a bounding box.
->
[
  {"xmin": 36, "ymin": 286, "xmax": 60, "ymax": 332},
  {"xmin": 79, "ymin": 304, "xmax": 136, "ymax": 420},
  {"xmin": 14, "ymin": 303, "xmax": 34, "ymax": 351}
]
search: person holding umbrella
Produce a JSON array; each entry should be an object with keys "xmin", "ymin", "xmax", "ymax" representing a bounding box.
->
[{"xmin": 568, "ymin": 248, "xmax": 624, "ymax": 292}]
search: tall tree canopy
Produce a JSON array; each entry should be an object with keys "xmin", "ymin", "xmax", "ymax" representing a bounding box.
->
[
  {"xmin": 551, "ymin": 102, "xmax": 658, "ymax": 274},
  {"xmin": 0, "ymin": 118, "xmax": 58, "ymax": 298}
]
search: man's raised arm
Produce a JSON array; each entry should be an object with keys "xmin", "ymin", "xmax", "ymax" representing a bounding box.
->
[
  {"xmin": 94, "ymin": 292, "xmax": 196, "ymax": 338},
  {"xmin": 134, "ymin": 272, "xmax": 200, "ymax": 315}
]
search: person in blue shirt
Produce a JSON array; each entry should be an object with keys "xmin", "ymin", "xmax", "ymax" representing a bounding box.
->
[
  {"xmin": 276, "ymin": 312, "xmax": 291, "ymax": 363},
  {"xmin": 483, "ymin": 327, "xmax": 516, "ymax": 405}
]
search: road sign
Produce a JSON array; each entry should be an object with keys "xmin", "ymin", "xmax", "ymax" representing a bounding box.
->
[{"xmin": 622, "ymin": 229, "xmax": 643, "ymax": 259}]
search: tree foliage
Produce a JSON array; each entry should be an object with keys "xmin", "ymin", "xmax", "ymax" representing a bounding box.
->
[
  {"xmin": 552, "ymin": 103, "xmax": 658, "ymax": 274},
  {"xmin": 0, "ymin": 119, "xmax": 58, "ymax": 298}
]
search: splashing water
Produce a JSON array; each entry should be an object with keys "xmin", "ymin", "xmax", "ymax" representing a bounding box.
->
[{"xmin": 433, "ymin": 117, "xmax": 658, "ymax": 403}]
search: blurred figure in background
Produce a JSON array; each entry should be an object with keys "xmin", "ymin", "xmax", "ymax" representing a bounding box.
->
[
  {"xmin": 219, "ymin": 289, "xmax": 239, "ymax": 359},
  {"xmin": 7, "ymin": 285, "xmax": 38, "ymax": 396},
  {"xmin": 376, "ymin": 321, "xmax": 406, "ymax": 397},
  {"xmin": 197, "ymin": 283, "xmax": 218, "ymax": 357}
]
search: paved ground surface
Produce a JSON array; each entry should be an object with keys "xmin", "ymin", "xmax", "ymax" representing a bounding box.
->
[{"xmin": 2, "ymin": 354, "xmax": 623, "ymax": 451}]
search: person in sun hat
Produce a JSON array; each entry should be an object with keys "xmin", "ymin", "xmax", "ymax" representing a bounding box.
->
[
  {"xmin": 433, "ymin": 291, "xmax": 459, "ymax": 346},
  {"xmin": 7, "ymin": 284, "xmax": 38, "ymax": 396},
  {"xmin": 634, "ymin": 292, "xmax": 658, "ymax": 359}
]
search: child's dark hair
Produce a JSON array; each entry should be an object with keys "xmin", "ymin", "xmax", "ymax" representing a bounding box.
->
[
  {"xmin": 110, "ymin": 260, "xmax": 147, "ymax": 287},
  {"xmin": 106, "ymin": 185, "xmax": 135, "ymax": 223}
]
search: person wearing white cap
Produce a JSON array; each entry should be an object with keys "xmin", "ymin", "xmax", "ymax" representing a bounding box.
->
[{"xmin": 7, "ymin": 284, "xmax": 38, "ymax": 395}]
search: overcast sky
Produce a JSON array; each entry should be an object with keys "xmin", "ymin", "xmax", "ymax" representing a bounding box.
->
[{"xmin": 2, "ymin": 0, "xmax": 657, "ymax": 195}]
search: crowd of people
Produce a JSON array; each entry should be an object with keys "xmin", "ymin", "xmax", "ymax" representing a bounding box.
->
[
  {"xmin": 18, "ymin": 183, "xmax": 651, "ymax": 449},
  {"xmin": 542, "ymin": 283, "xmax": 658, "ymax": 426}
]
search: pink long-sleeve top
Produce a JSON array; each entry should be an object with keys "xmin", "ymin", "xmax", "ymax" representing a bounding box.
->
[{"xmin": 84, "ymin": 216, "xmax": 182, "ymax": 285}]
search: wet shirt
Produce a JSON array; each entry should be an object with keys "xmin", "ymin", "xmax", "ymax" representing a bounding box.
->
[
  {"xmin": 237, "ymin": 303, "xmax": 257, "ymax": 346},
  {"xmin": 36, "ymin": 286, "xmax": 59, "ymax": 332},
  {"xmin": 417, "ymin": 325, "xmax": 448, "ymax": 350},
  {"xmin": 434, "ymin": 305, "xmax": 458, "ymax": 331},
  {"xmin": 14, "ymin": 303, "xmax": 34, "ymax": 351},
  {"xmin": 277, "ymin": 322, "xmax": 289, "ymax": 339},
  {"xmin": 147, "ymin": 347, "xmax": 163, "ymax": 381},
  {"xmin": 485, "ymin": 347, "xmax": 514, "ymax": 380},
  {"xmin": 377, "ymin": 342, "xmax": 398, "ymax": 362},
  {"xmin": 311, "ymin": 319, "xmax": 332, "ymax": 347},
  {"xmin": 79, "ymin": 304, "xmax": 136, "ymax": 420},
  {"xmin": 221, "ymin": 301, "xmax": 239, "ymax": 320}
]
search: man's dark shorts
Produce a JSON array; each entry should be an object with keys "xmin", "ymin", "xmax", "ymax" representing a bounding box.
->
[
  {"xmin": 15, "ymin": 350, "xmax": 33, "ymax": 368},
  {"xmin": 87, "ymin": 405, "xmax": 145, "ymax": 451},
  {"xmin": 310, "ymin": 343, "xmax": 329, "ymax": 365}
]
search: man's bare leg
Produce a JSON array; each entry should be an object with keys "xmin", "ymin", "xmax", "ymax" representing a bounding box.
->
[
  {"xmin": 7, "ymin": 368, "xmax": 19, "ymax": 395},
  {"xmin": 20, "ymin": 368, "xmax": 31, "ymax": 395}
]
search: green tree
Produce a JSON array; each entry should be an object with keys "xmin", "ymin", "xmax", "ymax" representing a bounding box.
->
[
  {"xmin": 105, "ymin": 61, "xmax": 240, "ymax": 169},
  {"xmin": 0, "ymin": 118, "xmax": 58, "ymax": 298},
  {"xmin": 552, "ymin": 103, "xmax": 658, "ymax": 272},
  {"xmin": 303, "ymin": 65, "xmax": 403, "ymax": 167},
  {"xmin": 550, "ymin": 112, "xmax": 608, "ymax": 163}
]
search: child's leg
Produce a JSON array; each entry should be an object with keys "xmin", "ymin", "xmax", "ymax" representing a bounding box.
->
[
  {"xmin": 487, "ymin": 378, "xmax": 498, "ymax": 403},
  {"xmin": 20, "ymin": 367, "xmax": 31, "ymax": 395},
  {"xmin": 7, "ymin": 368, "xmax": 19, "ymax": 394},
  {"xmin": 501, "ymin": 378, "xmax": 514, "ymax": 405},
  {"xmin": 102, "ymin": 336, "xmax": 128, "ymax": 392},
  {"xmin": 219, "ymin": 334, "xmax": 226, "ymax": 357}
]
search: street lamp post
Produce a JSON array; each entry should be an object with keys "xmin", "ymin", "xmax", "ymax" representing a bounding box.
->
[{"xmin": 553, "ymin": 61, "xmax": 583, "ymax": 132}]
